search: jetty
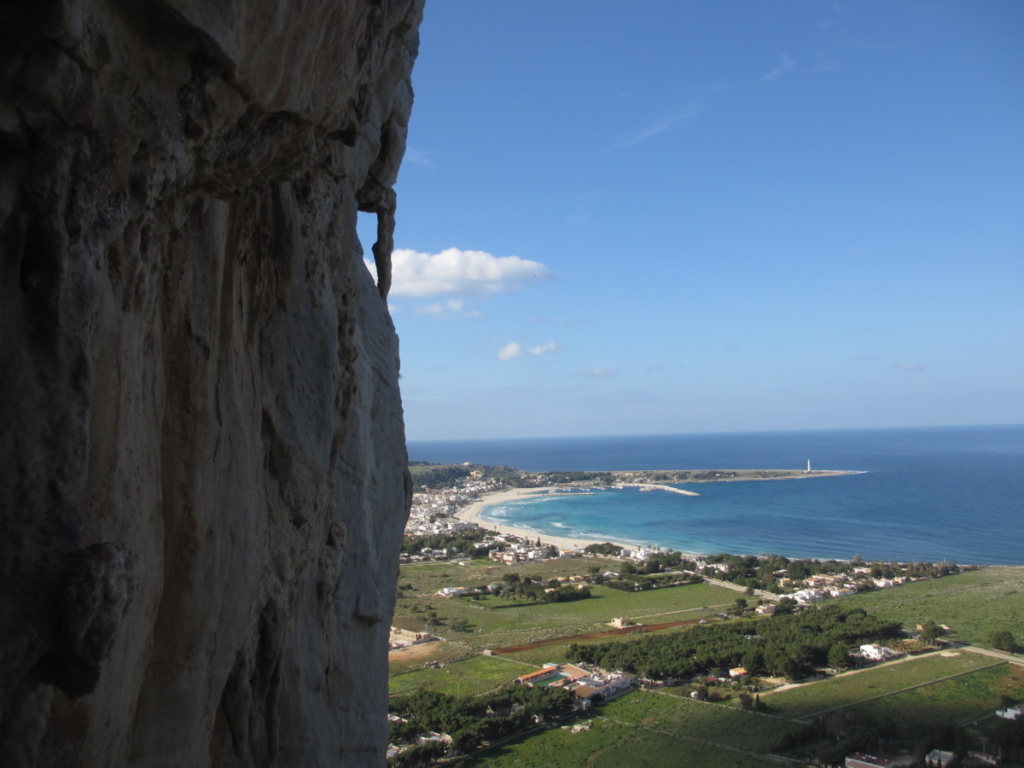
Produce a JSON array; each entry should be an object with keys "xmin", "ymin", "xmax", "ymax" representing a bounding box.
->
[{"xmin": 619, "ymin": 482, "xmax": 701, "ymax": 497}]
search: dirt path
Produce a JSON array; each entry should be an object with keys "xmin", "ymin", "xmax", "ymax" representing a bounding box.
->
[{"xmin": 388, "ymin": 640, "xmax": 443, "ymax": 663}]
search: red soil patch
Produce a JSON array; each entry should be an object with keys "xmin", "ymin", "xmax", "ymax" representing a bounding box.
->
[{"xmin": 491, "ymin": 618, "xmax": 702, "ymax": 654}]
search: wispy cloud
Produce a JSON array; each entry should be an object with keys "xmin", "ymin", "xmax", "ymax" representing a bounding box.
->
[
  {"xmin": 403, "ymin": 146, "xmax": 434, "ymax": 168},
  {"xmin": 616, "ymin": 104, "xmax": 702, "ymax": 149},
  {"xmin": 369, "ymin": 248, "xmax": 553, "ymax": 297},
  {"xmin": 644, "ymin": 362, "xmax": 686, "ymax": 373},
  {"xmin": 761, "ymin": 54, "xmax": 795, "ymax": 82},
  {"xmin": 415, "ymin": 299, "xmax": 482, "ymax": 318},
  {"xmin": 570, "ymin": 368, "xmax": 620, "ymax": 378},
  {"xmin": 892, "ymin": 362, "xmax": 925, "ymax": 373},
  {"xmin": 498, "ymin": 341, "xmax": 560, "ymax": 361}
]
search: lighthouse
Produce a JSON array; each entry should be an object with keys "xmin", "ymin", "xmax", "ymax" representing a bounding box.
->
[{"xmin": 806, "ymin": 459, "xmax": 812, "ymax": 473}]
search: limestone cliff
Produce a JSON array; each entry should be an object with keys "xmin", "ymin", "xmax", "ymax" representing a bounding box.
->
[{"xmin": 0, "ymin": 1, "xmax": 422, "ymax": 765}]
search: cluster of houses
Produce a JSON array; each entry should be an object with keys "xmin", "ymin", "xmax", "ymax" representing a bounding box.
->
[
  {"xmin": 386, "ymin": 720, "xmax": 449, "ymax": 763},
  {"xmin": 846, "ymin": 748, "xmax": 1005, "ymax": 767},
  {"xmin": 437, "ymin": 574, "xmax": 592, "ymax": 599},
  {"xmin": 514, "ymin": 663, "xmax": 637, "ymax": 707},
  {"xmin": 780, "ymin": 572, "xmax": 907, "ymax": 605},
  {"xmin": 404, "ymin": 476, "xmax": 502, "ymax": 540}
]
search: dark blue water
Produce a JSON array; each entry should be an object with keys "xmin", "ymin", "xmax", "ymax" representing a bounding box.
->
[{"xmin": 407, "ymin": 425, "xmax": 1024, "ymax": 565}]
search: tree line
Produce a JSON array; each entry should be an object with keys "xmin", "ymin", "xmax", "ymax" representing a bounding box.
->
[
  {"xmin": 568, "ymin": 604, "xmax": 901, "ymax": 682},
  {"xmin": 389, "ymin": 685, "xmax": 575, "ymax": 763}
]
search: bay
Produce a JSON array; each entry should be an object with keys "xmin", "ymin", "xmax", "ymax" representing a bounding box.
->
[{"xmin": 407, "ymin": 425, "xmax": 1024, "ymax": 565}]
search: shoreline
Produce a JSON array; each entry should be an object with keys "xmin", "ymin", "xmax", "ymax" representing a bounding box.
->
[
  {"xmin": 455, "ymin": 487, "xmax": 642, "ymax": 552},
  {"xmin": 451, "ymin": 485, "xmax": 1015, "ymax": 567}
]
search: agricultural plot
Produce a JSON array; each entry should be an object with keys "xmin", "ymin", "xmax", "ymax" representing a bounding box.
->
[
  {"xmin": 600, "ymin": 692, "xmax": 801, "ymax": 754},
  {"xmin": 388, "ymin": 654, "xmax": 529, "ymax": 697},
  {"xmin": 824, "ymin": 566, "xmax": 1024, "ymax": 648},
  {"xmin": 459, "ymin": 693, "xmax": 798, "ymax": 768},
  {"xmin": 391, "ymin": 567, "xmax": 1024, "ymax": 767},
  {"xmin": 498, "ymin": 628, "xmax": 684, "ymax": 668},
  {"xmin": 761, "ymin": 652, "xmax": 1001, "ymax": 720},
  {"xmin": 394, "ymin": 560, "xmax": 737, "ymax": 650},
  {"xmin": 856, "ymin": 663, "xmax": 1024, "ymax": 729},
  {"xmin": 459, "ymin": 717, "xmax": 633, "ymax": 768},
  {"xmin": 589, "ymin": 729, "xmax": 793, "ymax": 768}
]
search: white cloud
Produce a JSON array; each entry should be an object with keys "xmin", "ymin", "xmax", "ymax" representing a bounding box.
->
[
  {"xmin": 498, "ymin": 341, "xmax": 560, "ymax": 361},
  {"xmin": 528, "ymin": 342, "xmax": 559, "ymax": 355},
  {"xmin": 498, "ymin": 342, "xmax": 523, "ymax": 360},
  {"xmin": 368, "ymin": 248, "xmax": 552, "ymax": 297},
  {"xmin": 762, "ymin": 54, "xmax": 794, "ymax": 82}
]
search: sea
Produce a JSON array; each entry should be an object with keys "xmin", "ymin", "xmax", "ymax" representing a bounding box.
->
[{"xmin": 406, "ymin": 425, "xmax": 1024, "ymax": 566}]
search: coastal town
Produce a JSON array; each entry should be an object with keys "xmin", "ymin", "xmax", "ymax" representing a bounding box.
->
[
  {"xmin": 402, "ymin": 466, "xmax": 961, "ymax": 597},
  {"xmin": 387, "ymin": 466, "xmax": 1023, "ymax": 767}
]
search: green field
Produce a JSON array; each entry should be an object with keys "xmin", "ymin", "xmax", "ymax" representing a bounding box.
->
[
  {"xmin": 391, "ymin": 563, "xmax": 1024, "ymax": 766},
  {"xmin": 394, "ymin": 559, "xmax": 738, "ymax": 650},
  {"xmin": 459, "ymin": 691, "xmax": 803, "ymax": 767},
  {"xmin": 761, "ymin": 652, "xmax": 1001, "ymax": 719},
  {"xmin": 389, "ymin": 654, "xmax": 533, "ymax": 697},
  {"xmin": 824, "ymin": 566, "xmax": 1024, "ymax": 648},
  {"xmin": 856, "ymin": 663, "xmax": 1024, "ymax": 729},
  {"xmin": 462, "ymin": 722, "xmax": 789, "ymax": 768}
]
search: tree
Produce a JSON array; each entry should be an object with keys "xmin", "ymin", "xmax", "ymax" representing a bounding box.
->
[
  {"xmin": 990, "ymin": 630, "xmax": 1019, "ymax": 653},
  {"xmin": 732, "ymin": 597, "xmax": 748, "ymax": 614},
  {"xmin": 919, "ymin": 620, "xmax": 944, "ymax": 645},
  {"xmin": 828, "ymin": 643, "xmax": 849, "ymax": 670},
  {"xmin": 775, "ymin": 597, "xmax": 798, "ymax": 615}
]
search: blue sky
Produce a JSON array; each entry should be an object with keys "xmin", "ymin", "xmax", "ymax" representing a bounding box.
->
[{"xmin": 360, "ymin": 1, "xmax": 1024, "ymax": 441}]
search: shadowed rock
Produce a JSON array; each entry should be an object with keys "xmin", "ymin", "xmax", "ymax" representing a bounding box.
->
[{"xmin": 0, "ymin": 1, "xmax": 421, "ymax": 765}]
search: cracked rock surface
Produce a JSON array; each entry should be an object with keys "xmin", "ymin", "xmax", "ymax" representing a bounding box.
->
[{"xmin": 0, "ymin": 1, "xmax": 421, "ymax": 765}]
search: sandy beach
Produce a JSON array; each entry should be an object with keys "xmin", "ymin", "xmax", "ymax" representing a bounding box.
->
[{"xmin": 454, "ymin": 486, "xmax": 639, "ymax": 552}]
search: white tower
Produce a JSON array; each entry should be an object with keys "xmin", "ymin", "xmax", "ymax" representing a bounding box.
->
[{"xmin": 806, "ymin": 459, "xmax": 812, "ymax": 473}]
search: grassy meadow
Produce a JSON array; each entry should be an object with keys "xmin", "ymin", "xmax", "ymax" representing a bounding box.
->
[
  {"xmin": 760, "ymin": 651, "xmax": 1001, "ymax": 719},
  {"xmin": 389, "ymin": 654, "xmax": 533, "ymax": 697},
  {"xmin": 855, "ymin": 662, "xmax": 1024, "ymax": 729},
  {"xmin": 459, "ymin": 690, "xmax": 804, "ymax": 767},
  {"xmin": 823, "ymin": 566, "xmax": 1024, "ymax": 648},
  {"xmin": 393, "ymin": 558, "xmax": 739, "ymax": 650}
]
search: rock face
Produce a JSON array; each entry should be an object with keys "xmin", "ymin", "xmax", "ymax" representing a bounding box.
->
[{"xmin": 0, "ymin": 1, "xmax": 422, "ymax": 765}]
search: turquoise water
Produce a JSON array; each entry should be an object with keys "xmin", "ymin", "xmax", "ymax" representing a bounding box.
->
[{"xmin": 407, "ymin": 425, "xmax": 1024, "ymax": 564}]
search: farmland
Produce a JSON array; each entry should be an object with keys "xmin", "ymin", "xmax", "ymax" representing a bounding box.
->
[
  {"xmin": 390, "ymin": 563, "xmax": 1024, "ymax": 766},
  {"xmin": 822, "ymin": 565, "xmax": 1024, "ymax": 647},
  {"xmin": 389, "ymin": 654, "xmax": 533, "ymax": 697},
  {"xmin": 758, "ymin": 651, "xmax": 1001, "ymax": 719},
  {"xmin": 393, "ymin": 558, "xmax": 739, "ymax": 651}
]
